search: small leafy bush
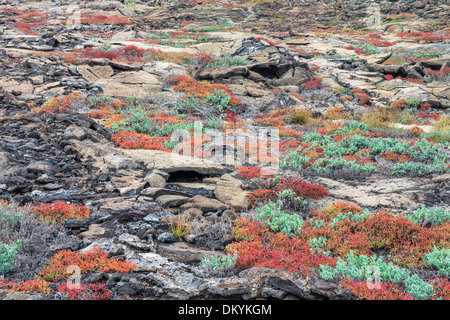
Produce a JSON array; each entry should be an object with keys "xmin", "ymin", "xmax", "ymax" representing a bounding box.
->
[
  {"xmin": 309, "ymin": 237, "xmax": 330, "ymax": 256},
  {"xmin": 205, "ymin": 88, "xmax": 231, "ymax": 113},
  {"xmin": 176, "ymin": 96, "xmax": 201, "ymax": 114},
  {"xmin": 116, "ymin": 105, "xmax": 157, "ymax": 135},
  {"xmin": 425, "ymin": 247, "xmax": 450, "ymax": 276},
  {"xmin": 319, "ymin": 251, "xmax": 410, "ymax": 283},
  {"xmin": 0, "ymin": 241, "xmax": 21, "ymax": 275},
  {"xmin": 206, "ymin": 57, "xmax": 249, "ymax": 68},
  {"xmin": 278, "ymin": 189, "xmax": 308, "ymax": 209},
  {"xmin": 254, "ymin": 201, "xmax": 304, "ymax": 236},
  {"xmin": 146, "ymin": 32, "xmax": 172, "ymax": 40},
  {"xmin": 406, "ymin": 206, "xmax": 450, "ymax": 226},
  {"xmin": 392, "ymin": 161, "xmax": 448, "ymax": 176},
  {"xmin": 319, "ymin": 251, "xmax": 434, "ymax": 299},
  {"xmin": 201, "ymin": 253, "xmax": 237, "ymax": 272},
  {"xmin": 404, "ymin": 274, "xmax": 434, "ymax": 299},
  {"xmin": 197, "ymin": 35, "xmax": 214, "ymax": 42}
]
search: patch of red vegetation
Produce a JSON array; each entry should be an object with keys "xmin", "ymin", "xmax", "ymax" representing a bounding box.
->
[
  {"xmin": 430, "ymin": 278, "xmax": 450, "ymax": 300},
  {"xmin": 87, "ymin": 99, "xmax": 128, "ymax": 119},
  {"xmin": 289, "ymin": 92, "xmax": 305, "ymax": 101},
  {"xmin": 111, "ymin": 131, "xmax": 172, "ymax": 152},
  {"xmin": 224, "ymin": 110, "xmax": 238, "ymax": 122},
  {"xmin": 351, "ymin": 88, "xmax": 371, "ymax": 105},
  {"xmin": 384, "ymin": 74, "xmax": 424, "ymax": 83},
  {"xmin": 0, "ymin": 278, "xmax": 51, "ymax": 295},
  {"xmin": 381, "ymin": 151, "xmax": 411, "ymax": 163},
  {"xmin": 301, "ymin": 76, "xmax": 322, "ymax": 90},
  {"xmin": 247, "ymin": 176, "xmax": 330, "ymax": 207},
  {"xmin": 227, "ymin": 218, "xmax": 337, "ymax": 274},
  {"xmin": 0, "ymin": 8, "xmax": 50, "ymax": 35},
  {"xmin": 169, "ymin": 75, "xmax": 242, "ymax": 105},
  {"xmin": 31, "ymin": 93, "xmax": 85, "ymax": 113},
  {"xmin": 237, "ymin": 166, "xmax": 263, "ymax": 180},
  {"xmin": 279, "ymin": 140, "xmax": 302, "ymax": 153},
  {"xmin": 426, "ymin": 65, "xmax": 450, "ymax": 81},
  {"xmin": 361, "ymin": 35, "xmax": 396, "ymax": 47},
  {"xmin": 278, "ymin": 128, "xmax": 303, "ymax": 137},
  {"xmin": 325, "ymin": 107, "xmax": 351, "ymax": 120},
  {"xmin": 56, "ymin": 282, "xmax": 112, "ymax": 300},
  {"xmin": 38, "ymin": 246, "xmax": 136, "ymax": 282},
  {"xmin": 396, "ymin": 32, "xmax": 449, "ymax": 42},
  {"xmin": 30, "ymin": 202, "xmax": 91, "ymax": 224},
  {"xmin": 415, "ymin": 111, "xmax": 441, "ymax": 121},
  {"xmin": 340, "ymin": 278, "xmax": 414, "ymax": 300}
]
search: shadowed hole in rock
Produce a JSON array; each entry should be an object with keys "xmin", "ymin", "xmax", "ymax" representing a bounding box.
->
[
  {"xmin": 383, "ymin": 69, "xmax": 408, "ymax": 78},
  {"xmin": 167, "ymin": 170, "xmax": 207, "ymax": 183},
  {"xmin": 420, "ymin": 60, "xmax": 447, "ymax": 70},
  {"xmin": 249, "ymin": 63, "xmax": 292, "ymax": 79}
]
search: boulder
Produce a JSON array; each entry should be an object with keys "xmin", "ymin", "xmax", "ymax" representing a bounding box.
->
[
  {"xmin": 246, "ymin": 86, "xmax": 270, "ymax": 97},
  {"xmin": 79, "ymin": 224, "xmax": 106, "ymax": 240},
  {"xmin": 121, "ymin": 149, "xmax": 230, "ymax": 176},
  {"xmin": 143, "ymin": 61, "xmax": 188, "ymax": 80},
  {"xmin": 431, "ymin": 86, "xmax": 450, "ymax": 108},
  {"xmin": 96, "ymin": 71, "xmax": 162, "ymax": 97},
  {"xmin": 157, "ymin": 232, "xmax": 178, "ymax": 243},
  {"xmin": 383, "ymin": 54, "xmax": 412, "ymax": 66},
  {"xmin": 314, "ymin": 177, "xmax": 425, "ymax": 209},
  {"xmin": 63, "ymin": 125, "xmax": 87, "ymax": 141},
  {"xmin": 144, "ymin": 172, "xmax": 167, "ymax": 188},
  {"xmin": 180, "ymin": 195, "xmax": 228, "ymax": 213},
  {"xmin": 198, "ymin": 66, "xmax": 248, "ymax": 80},
  {"xmin": 156, "ymin": 194, "xmax": 190, "ymax": 207},
  {"xmin": 157, "ymin": 242, "xmax": 221, "ymax": 263},
  {"xmin": 214, "ymin": 174, "xmax": 249, "ymax": 211},
  {"xmin": 26, "ymin": 161, "xmax": 60, "ymax": 175}
]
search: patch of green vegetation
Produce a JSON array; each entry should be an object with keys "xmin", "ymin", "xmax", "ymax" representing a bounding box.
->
[
  {"xmin": 309, "ymin": 237, "xmax": 330, "ymax": 256},
  {"xmin": 205, "ymin": 89, "xmax": 231, "ymax": 113},
  {"xmin": 0, "ymin": 240, "xmax": 20, "ymax": 275},
  {"xmin": 354, "ymin": 43, "xmax": 381, "ymax": 55},
  {"xmin": 206, "ymin": 57, "xmax": 249, "ymax": 68},
  {"xmin": 198, "ymin": 26, "xmax": 222, "ymax": 32},
  {"xmin": 254, "ymin": 201, "xmax": 305, "ymax": 236},
  {"xmin": 146, "ymin": 32, "xmax": 172, "ymax": 40},
  {"xmin": 201, "ymin": 253, "xmax": 237, "ymax": 271},
  {"xmin": 319, "ymin": 251, "xmax": 434, "ymax": 299},
  {"xmin": 315, "ymin": 55, "xmax": 331, "ymax": 59},
  {"xmin": 405, "ymin": 206, "xmax": 449, "ymax": 226},
  {"xmin": 425, "ymin": 247, "xmax": 450, "ymax": 276},
  {"xmin": 281, "ymin": 121, "xmax": 449, "ymax": 175},
  {"xmin": 394, "ymin": 49, "xmax": 446, "ymax": 59},
  {"xmin": 197, "ymin": 35, "xmax": 215, "ymax": 42}
]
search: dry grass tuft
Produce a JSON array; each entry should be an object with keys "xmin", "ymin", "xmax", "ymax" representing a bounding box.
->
[
  {"xmin": 163, "ymin": 212, "xmax": 197, "ymax": 239},
  {"xmin": 432, "ymin": 115, "xmax": 450, "ymax": 132},
  {"xmin": 361, "ymin": 107, "xmax": 396, "ymax": 128}
]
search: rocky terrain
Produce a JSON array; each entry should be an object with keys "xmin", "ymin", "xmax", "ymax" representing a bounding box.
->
[{"xmin": 0, "ymin": 0, "xmax": 449, "ymax": 301}]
